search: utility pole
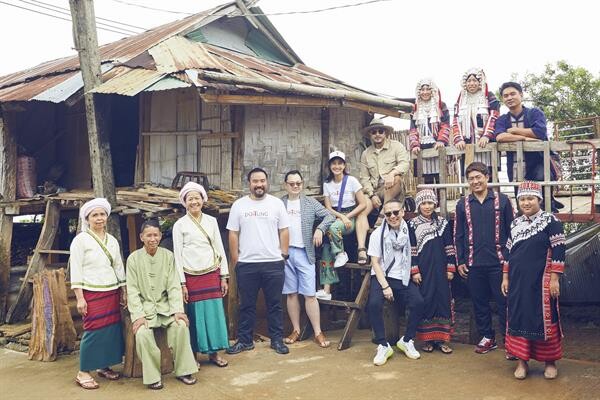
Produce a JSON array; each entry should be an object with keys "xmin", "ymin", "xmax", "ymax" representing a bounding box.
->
[{"xmin": 69, "ymin": 0, "xmax": 120, "ymax": 240}]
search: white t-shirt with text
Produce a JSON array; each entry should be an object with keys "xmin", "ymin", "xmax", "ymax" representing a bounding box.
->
[
  {"xmin": 226, "ymin": 194, "xmax": 290, "ymax": 263},
  {"xmin": 286, "ymin": 199, "xmax": 304, "ymax": 248},
  {"xmin": 323, "ymin": 175, "xmax": 362, "ymax": 209}
]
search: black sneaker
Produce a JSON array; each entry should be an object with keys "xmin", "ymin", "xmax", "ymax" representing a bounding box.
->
[
  {"xmin": 270, "ymin": 340, "xmax": 289, "ymax": 355},
  {"xmin": 226, "ymin": 341, "xmax": 255, "ymax": 354}
]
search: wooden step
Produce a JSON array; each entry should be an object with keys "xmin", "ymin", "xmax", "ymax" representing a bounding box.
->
[
  {"xmin": 341, "ymin": 262, "xmax": 371, "ymax": 271},
  {"xmin": 316, "ymin": 299, "xmax": 361, "ymax": 309},
  {"xmin": 37, "ymin": 249, "xmax": 70, "ymax": 255}
]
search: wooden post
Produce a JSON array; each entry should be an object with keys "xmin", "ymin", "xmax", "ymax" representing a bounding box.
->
[
  {"xmin": 0, "ymin": 112, "xmax": 16, "ymax": 322},
  {"xmin": 321, "ymin": 108, "xmax": 331, "ymax": 188},
  {"xmin": 491, "ymin": 144, "xmax": 499, "ymax": 187},
  {"xmin": 438, "ymin": 146, "xmax": 448, "ymax": 216},
  {"xmin": 543, "ymin": 141, "xmax": 552, "ymax": 212},
  {"xmin": 516, "ymin": 142, "xmax": 525, "ymax": 182},
  {"xmin": 231, "ymin": 106, "xmax": 245, "ymax": 190},
  {"xmin": 69, "ymin": 0, "xmax": 120, "ymax": 242}
]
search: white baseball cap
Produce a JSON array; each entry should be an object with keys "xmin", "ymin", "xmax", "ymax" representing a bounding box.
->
[{"xmin": 328, "ymin": 151, "xmax": 346, "ymax": 161}]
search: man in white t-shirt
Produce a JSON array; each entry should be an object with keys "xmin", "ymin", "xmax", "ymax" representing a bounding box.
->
[{"xmin": 226, "ymin": 167, "xmax": 291, "ymax": 355}]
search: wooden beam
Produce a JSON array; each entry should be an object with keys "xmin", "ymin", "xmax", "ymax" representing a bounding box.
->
[
  {"xmin": 231, "ymin": 106, "xmax": 245, "ymax": 190},
  {"xmin": 321, "ymin": 108, "xmax": 330, "ymax": 190},
  {"xmin": 0, "ymin": 112, "xmax": 16, "ymax": 322},
  {"xmin": 438, "ymin": 146, "xmax": 447, "ymax": 216},
  {"xmin": 516, "ymin": 142, "xmax": 524, "ymax": 182},
  {"xmin": 543, "ymin": 141, "xmax": 552, "ymax": 212},
  {"xmin": 69, "ymin": 0, "xmax": 120, "ymax": 242},
  {"xmin": 141, "ymin": 130, "xmax": 239, "ymax": 139}
]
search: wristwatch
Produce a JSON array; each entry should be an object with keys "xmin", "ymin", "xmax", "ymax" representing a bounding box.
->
[{"xmin": 282, "ymin": 253, "xmax": 289, "ymax": 260}]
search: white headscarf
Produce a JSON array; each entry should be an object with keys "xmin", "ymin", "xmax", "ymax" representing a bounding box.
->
[
  {"xmin": 456, "ymin": 68, "xmax": 489, "ymax": 140},
  {"xmin": 414, "ymin": 78, "xmax": 442, "ymax": 144},
  {"xmin": 179, "ymin": 181, "xmax": 208, "ymax": 206},
  {"xmin": 79, "ymin": 198, "xmax": 111, "ymax": 231}
]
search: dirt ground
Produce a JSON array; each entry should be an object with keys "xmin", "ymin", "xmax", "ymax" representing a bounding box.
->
[{"xmin": 1, "ymin": 328, "xmax": 600, "ymax": 400}]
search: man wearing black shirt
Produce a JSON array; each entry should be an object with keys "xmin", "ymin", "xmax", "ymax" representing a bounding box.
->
[{"xmin": 454, "ymin": 162, "xmax": 515, "ymax": 357}]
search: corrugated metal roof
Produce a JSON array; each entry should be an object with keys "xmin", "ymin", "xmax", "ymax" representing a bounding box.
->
[
  {"xmin": 149, "ymin": 36, "xmax": 223, "ymax": 73},
  {"xmin": 91, "ymin": 69, "xmax": 165, "ymax": 96},
  {"xmin": 0, "ymin": 71, "xmax": 78, "ymax": 102},
  {"xmin": 31, "ymin": 64, "xmax": 114, "ymax": 103},
  {"xmin": 144, "ymin": 76, "xmax": 191, "ymax": 92}
]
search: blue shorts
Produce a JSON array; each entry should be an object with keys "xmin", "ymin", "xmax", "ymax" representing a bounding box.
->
[{"xmin": 282, "ymin": 247, "xmax": 316, "ymax": 296}]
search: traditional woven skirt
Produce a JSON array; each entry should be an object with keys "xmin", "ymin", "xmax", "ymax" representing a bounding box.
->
[
  {"xmin": 185, "ymin": 270, "xmax": 229, "ymax": 353},
  {"xmin": 79, "ymin": 289, "xmax": 124, "ymax": 371},
  {"xmin": 505, "ymin": 323, "xmax": 562, "ymax": 362}
]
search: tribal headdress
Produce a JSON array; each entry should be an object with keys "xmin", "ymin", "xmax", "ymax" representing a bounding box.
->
[
  {"xmin": 455, "ymin": 68, "xmax": 490, "ymax": 139},
  {"xmin": 517, "ymin": 181, "xmax": 543, "ymax": 199}
]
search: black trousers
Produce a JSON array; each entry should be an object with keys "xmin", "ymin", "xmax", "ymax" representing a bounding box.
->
[
  {"xmin": 368, "ymin": 277, "xmax": 424, "ymax": 345},
  {"xmin": 467, "ymin": 264, "xmax": 506, "ymax": 339},
  {"xmin": 236, "ymin": 261, "xmax": 285, "ymax": 344}
]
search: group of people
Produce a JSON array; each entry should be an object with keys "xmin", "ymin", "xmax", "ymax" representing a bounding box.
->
[{"xmin": 68, "ymin": 68, "xmax": 566, "ymax": 390}]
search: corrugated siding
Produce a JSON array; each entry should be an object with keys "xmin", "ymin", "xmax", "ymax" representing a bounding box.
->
[
  {"xmin": 561, "ymin": 231, "xmax": 600, "ymax": 303},
  {"xmin": 200, "ymin": 102, "xmax": 232, "ymax": 189}
]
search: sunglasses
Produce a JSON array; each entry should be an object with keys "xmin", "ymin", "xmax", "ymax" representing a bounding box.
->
[
  {"xmin": 384, "ymin": 210, "xmax": 402, "ymax": 218},
  {"xmin": 287, "ymin": 181, "xmax": 303, "ymax": 187},
  {"xmin": 370, "ymin": 129, "xmax": 386, "ymax": 135}
]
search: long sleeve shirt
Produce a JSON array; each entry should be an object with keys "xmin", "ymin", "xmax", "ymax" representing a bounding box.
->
[
  {"xmin": 280, "ymin": 194, "xmax": 336, "ymax": 265},
  {"xmin": 359, "ymin": 139, "xmax": 410, "ymax": 198},
  {"xmin": 172, "ymin": 213, "xmax": 229, "ymax": 283},
  {"xmin": 454, "ymin": 190, "xmax": 514, "ymax": 267},
  {"xmin": 69, "ymin": 231, "xmax": 126, "ymax": 291},
  {"xmin": 126, "ymin": 247, "xmax": 184, "ymax": 324}
]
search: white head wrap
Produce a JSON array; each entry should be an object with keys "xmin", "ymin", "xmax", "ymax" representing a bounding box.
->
[
  {"xmin": 79, "ymin": 198, "xmax": 111, "ymax": 231},
  {"xmin": 179, "ymin": 181, "xmax": 208, "ymax": 206},
  {"xmin": 456, "ymin": 68, "xmax": 490, "ymax": 140},
  {"xmin": 414, "ymin": 78, "xmax": 442, "ymax": 144}
]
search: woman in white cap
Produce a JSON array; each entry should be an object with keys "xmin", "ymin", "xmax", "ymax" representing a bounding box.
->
[
  {"xmin": 70, "ymin": 198, "xmax": 126, "ymax": 389},
  {"xmin": 408, "ymin": 189, "xmax": 455, "ymax": 354},
  {"xmin": 452, "ymin": 68, "xmax": 501, "ymax": 173},
  {"xmin": 502, "ymin": 181, "xmax": 566, "ymax": 380},
  {"xmin": 172, "ymin": 182, "xmax": 230, "ymax": 367},
  {"xmin": 317, "ymin": 151, "xmax": 367, "ymax": 300}
]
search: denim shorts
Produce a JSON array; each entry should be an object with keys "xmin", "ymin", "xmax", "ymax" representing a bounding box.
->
[{"xmin": 282, "ymin": 247, "xmax": 316, "ymax": 296}]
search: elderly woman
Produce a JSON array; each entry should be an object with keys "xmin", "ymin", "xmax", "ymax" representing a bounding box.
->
[
  {"xmin": 408, "ymin": 78, "xmax": 451, "ymax": 184},
  {"xmin": 502, "ymin": 181, "xmax": 566, "ymax": 380},
  {"xmin": 70, "ymin": 198, "xmax": 126, "ymax": 389},
  {"xmin": 173, "ymin": 182, "xmax": 230, "ymax": 367},
  {"xmin": 280, "ymin": 170, "xmax": 335, "ymax": 348},
  {"xmin": 409, "ymin": 189, "xmax": 455, "ymax": 354},
  {"xmin": 452, "ymin": 68, "xmax": 501, "ymax": 172}
]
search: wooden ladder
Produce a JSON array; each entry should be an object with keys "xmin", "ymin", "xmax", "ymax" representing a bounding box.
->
[
  {"xmin": 6, "ymin": 200, "xmax": 69, "ymax": 323},
  {"xmin": 300, "ymin": 262, "xmax": 371, "ymax": 350}
]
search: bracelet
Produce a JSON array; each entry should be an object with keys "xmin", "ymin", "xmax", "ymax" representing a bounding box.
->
[{"xmin": 381, "ymin": 285, "xmax": 390, "ymax": 290}]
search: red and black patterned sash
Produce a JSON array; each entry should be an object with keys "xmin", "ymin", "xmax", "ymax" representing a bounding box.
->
[
  {"xmin": 82, "ymin": 289, "xmax": 121, "ymax": 331},
  {"xmin": 464, "ymin": 192, "xmax": 505, "ymax": 267},
  {"xmin": 186, "ymin": 269, "xmax": 222, "ymax": 303}
]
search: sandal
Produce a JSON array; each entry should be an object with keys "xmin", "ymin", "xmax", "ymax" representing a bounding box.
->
[
  {"xmin": 148, "ymin": 381, "xmax": 163, "ymax": 390},
  {"xmin": 439, "ymin": 343, "xmax": 453, "ymax": 354},
  {"xmin": 421, "ymin": 342, "xmax": 435, "ymax": 353},
  {"xmin": 544, "ymin": 363, "xmax": 558, "ymax": 380},
  {"xmin": 514, "ymin": 363, "xmax": 529, "ymax": 380},
  {"xmin": 284, "ymin": 330, "xmax": 300, "ymax": 344},
  {"xmin": 209, "ymin": 355, "xmax": 229, "ymax": 368},
  {"xmin": 357, "ymin": 248, "xmax": 369, "ymax": 266},
  {"xmin": 176, "ymin": 375, "xmax": 197, "ymax": 385},
  {"xmin": 314, "ymin": 332, "xmax": 331, "ymax": 348},
  {"xmin": 97, "ymin": 368, "xmax": 120, "ymax": 380},
  {"xmin": 75, "ymin": 376, "xmax": 99, "ymax": 390}
]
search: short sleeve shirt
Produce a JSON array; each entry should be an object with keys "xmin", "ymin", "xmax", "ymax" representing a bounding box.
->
[{"xmin": 323, "ymin": 175, "xmax": 362, "ymax": 209}]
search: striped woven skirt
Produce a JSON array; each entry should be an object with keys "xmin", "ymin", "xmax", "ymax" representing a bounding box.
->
[
  {"xmin": 505, "ymin": 323, "xmax": 562, "ymax": 362},
  {"xmin": 185, "ymin": 271, "xmax": 229, "ymax": 353},
  {"xmin": 79, "ymin": 289, "xmax": 124, "ymax": 371}
]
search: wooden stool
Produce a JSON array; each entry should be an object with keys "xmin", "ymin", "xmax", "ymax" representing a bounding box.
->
[
  {"xmin": 122, "ymin": 312, "xmax": 174, "ymax": 378},
  {"xmin": 171, "ymin": 171, "xmax": 209, "ymax": 190}
]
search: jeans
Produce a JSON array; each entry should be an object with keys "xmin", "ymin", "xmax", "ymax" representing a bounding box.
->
[
  {"xmin": 467, "ymin": 264, "xmax": 506, "ymax": 339},
  {"xmin": 368, "ymin": 277, "xmax": 424, "ymax": 345},
  {"xmin": 236, "ymin": 261, "xmax": 285, "ymax": 344}
]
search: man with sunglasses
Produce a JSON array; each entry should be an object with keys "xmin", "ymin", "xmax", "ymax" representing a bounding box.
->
[
  {"xmin": 366, "ymin": 200, "xmax": 424, "ymax": 366},
  {"xmin": 359, "ymin": 118, "xmax": 410, "ymax": 262}
]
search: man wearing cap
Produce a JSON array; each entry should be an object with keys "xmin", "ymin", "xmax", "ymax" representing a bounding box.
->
[
  {"xmin": 226, "ymin": 167, "xmax": 291, "ymax": 355},
  {"xmin": 359, "ymin": 118, "xmax": 410, "ymax": 249}
]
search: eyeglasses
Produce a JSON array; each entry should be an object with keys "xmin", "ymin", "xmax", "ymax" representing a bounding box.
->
[
  {"xmin": 287, "ymin": 181, "xmax": 303, "ymax": 187},
  {"xmin": 370, "ymin": 129, "xmax": 386, "ymax": 135},
  {"xmin": 384, "ymin": 210, "xmax": 402, "ymax": 218}
]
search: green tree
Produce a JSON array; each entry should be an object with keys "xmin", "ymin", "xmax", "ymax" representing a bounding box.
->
[{"xmin": 519, "ymin": 61, "xmax": 600, "ymax": 123}]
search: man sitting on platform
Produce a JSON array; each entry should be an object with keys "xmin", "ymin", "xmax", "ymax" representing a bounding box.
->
[{"xmin": 126, "ymin": 219, "xmax": 198, "ymax": 390}]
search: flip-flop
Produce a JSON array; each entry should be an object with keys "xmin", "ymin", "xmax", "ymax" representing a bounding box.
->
[
  {"xmin": 97, "ymin": 368, "xmax": 120, "ymax": 380},
  {"xmin": 148, "ymin": 381, "xmax": 163, "ymax": 390},
  {"xmin": 421, "ymin": 343, "xmax": 435, "ymax": 353},
  {"xmin": 438, "ymin": 343, "xmax": 453, "ymax": 354},
  {"xmin": 209, "ymin": 356, "xmax": 229, "ymax": 368},
  {"xmin": 75, "ymin": 376, "xmax": 99, "ymax": 390},
  {"xmin": 176, "ymin": 375, "xmax": 197, "ymax": 385}
]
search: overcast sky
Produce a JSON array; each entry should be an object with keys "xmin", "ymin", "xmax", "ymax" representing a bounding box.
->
[{"xmin": 1, "ymin": 0, "xmax": 598, "ymax": 127}]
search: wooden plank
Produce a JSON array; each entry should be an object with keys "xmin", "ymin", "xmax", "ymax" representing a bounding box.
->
[
  {"xmin": 220, "ymin": 138, "xmax": 233, "ymax": 190},
  {"xmin": 464, "ymin": 143, "xmax": 475, "ymax": 167},
  {"xmin": 37, "ymin": 250, "xmax": 70, "ymax": 255},
  {"xmin": 231, "ymin": 106, "xmax": 245, "ymax": 190},
  {"xmin": 337, "ymin": 271, "xmax": 371, "ymax": 351},
  {"xmin": 6, "ymin": 201, "xmax": 60, "ymax": 323},
  {"xmin": 516, "ymin": 141, "xmax": 525, "ymax": 182},
  {"xmin": 438, "ymin": 146, "xmax": 448, "ymax": 216},
  {"xmin": 321, "ymin": 108, "xmax": 330, "ymax": 190},
  {"xmin": 491, "ymin": 145, "xmax": 499, "ymax": 185},
  {"xmin": 543, "ymin": 141, "xmax": 552, "ymax": 212},
  {"xmin": 317, "ymin": 299, "xmax": 361, "ymax": 310},
  {"xmin": 0, "ymin": 112, "xmax": 16, "ymax": 322}
]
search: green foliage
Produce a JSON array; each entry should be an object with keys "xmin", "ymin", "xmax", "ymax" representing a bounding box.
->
[{"xmin": 519, "ymin": 61, "xmax": 600, "ymax": 123}]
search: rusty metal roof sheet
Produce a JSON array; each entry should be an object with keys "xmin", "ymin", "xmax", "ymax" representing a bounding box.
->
[
  {"xmin": 91, "ymin": 68, "xmax": 165, "ymax": 96},
  {"xmin": 149, "ymin": 36, "xmax": 223, "ymax": 73}
]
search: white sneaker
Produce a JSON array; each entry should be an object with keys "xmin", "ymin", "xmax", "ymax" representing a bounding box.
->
[
  {"xmin": 396, "ymin": 336, "xmax": 421, "ymax": 360},
  {"xmin": 333, "ymin": 252, "xmax": 349, "ymax": 268},
  {"xmin": 315, "ymin": 289, "xmax": 332, "ymax": 300},
  {"xmin": 373, "ymin": 343, "xmax": 394, "ymax": 366}
]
